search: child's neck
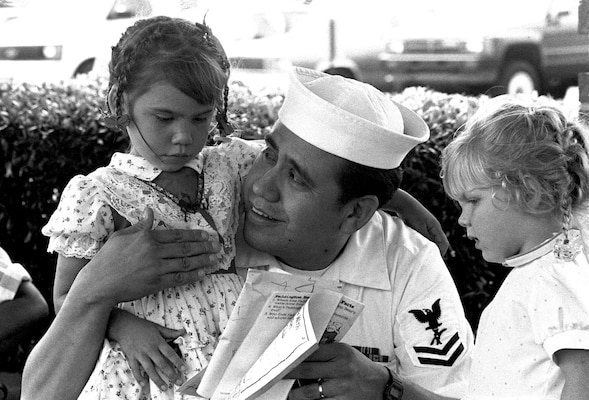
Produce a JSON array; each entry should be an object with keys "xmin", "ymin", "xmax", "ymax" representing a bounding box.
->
[
  {"xmin": 154, "ymin": 167, "xmax": 200, "ymax": 204},
  {"xmin": 516, "ymin": 216, "xmax": 562, "ymax": 256}
]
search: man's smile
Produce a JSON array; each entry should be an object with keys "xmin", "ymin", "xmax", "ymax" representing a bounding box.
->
[{"xmin": 251, "ymin": 206, "xmax": 280, "ymax": 222}]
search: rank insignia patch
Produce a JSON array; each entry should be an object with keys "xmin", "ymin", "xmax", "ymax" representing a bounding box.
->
[
  {"xmin": 398, "ymin": 298, "xmax": 466, "ymax": 368},
  {"xmin": 409, "ymin": 298, "xmax": 446, "ymax": 345}
]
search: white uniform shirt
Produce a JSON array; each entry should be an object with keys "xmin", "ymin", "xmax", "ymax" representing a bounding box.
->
[
  {"xmin": 0, "ymin": 246, "xmax": 31, "ymax": 303},
  {"xmin": 465, "ymin": 232, "xmax": 589, "ymax": 399},
  {"xmin": 236, "ymin": 210, "xmax": 474, "ymax": 398}
]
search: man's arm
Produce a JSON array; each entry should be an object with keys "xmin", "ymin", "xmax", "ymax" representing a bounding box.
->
[
  {"xmin": 21, "ymin": 269, "xmax": 115, "ymax": 400},
  {"xmin": 21, "ymin": 208, "xmax": 221, "ymax": 400}
]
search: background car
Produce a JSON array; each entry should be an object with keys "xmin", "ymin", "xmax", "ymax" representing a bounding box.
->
[
  {"xmin": 0, "ymin": 0, "xmax": 319, "ymax": 88},
  {"xmin": 379, "ymin": 0, "xmax": 588, "ymax": 97},
  {"xmin": 211, "ymin": 0, "xmax": 402, "ymax": 92},
  {"xmin": 0, "ymin": 0, "xmax": 26, "ymax": 24},
  {"xmin": 0, "ymin": 0, "xmax": 200, "ymax": 84}
]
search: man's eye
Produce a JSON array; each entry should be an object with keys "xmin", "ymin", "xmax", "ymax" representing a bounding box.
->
[
  {"xmin": 262, "ymin": 148, "xmax": 277, "ymax": 162},
  {"xmin": 289, "ymin": 170, "xmax": 305, "ymax": 186},
  {"xmin": 156, "ymin": 115, "xmax": 173, "ymax": 122}
]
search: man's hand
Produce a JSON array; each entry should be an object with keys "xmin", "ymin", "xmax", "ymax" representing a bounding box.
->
[
  {"xmin": 78, "ymin": 208, "xmax": 222, "ymax": 307},
  {"xmin": 108, "ymin": 309, "xmax": 187, "ymax": 390},
  {"xmin": 396, "ymin": 207, "xmax": 450, "ymax": 257},
  {"xmin": 382, "ymin": 189, "xmax": 450, "ymax": 256},
  {"xmin": 285, "ymin": 343, "xmax": 389, "ymax": 400}
]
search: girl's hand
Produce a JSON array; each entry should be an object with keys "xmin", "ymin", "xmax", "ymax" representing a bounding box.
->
[
  {"xmin": 555, "ymin": 348, "xmax": 589, "ymax": 399},
  {"xmin": 107, "ymin": 309, "xmax": 187, "ymax": 390}
]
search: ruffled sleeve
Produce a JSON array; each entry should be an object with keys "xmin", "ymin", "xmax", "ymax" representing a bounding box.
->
[
  {"xmin": 209, "ymin": 137, "xmax": 264, "ymax": 178},
  {"xmin": 529, "ymin": 260, "xmax": 589, "ymax": 358},
  {"xmin": 41, "ymin": 173, "xmax": 115, "ymax": 259}
]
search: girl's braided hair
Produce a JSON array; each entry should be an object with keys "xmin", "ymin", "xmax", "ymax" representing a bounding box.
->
[
  {"xmin": 442, "ymin": 95, "xmax": 589, "ymax": 232},
  {"xmin": 106, "ymin": 15, "xmax": 232, "ymax": 135}
]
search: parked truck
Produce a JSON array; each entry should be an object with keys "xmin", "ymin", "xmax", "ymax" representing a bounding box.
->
[{"xmin": 379, "ymin": 0, "xmax": 589, "ymax": 97}]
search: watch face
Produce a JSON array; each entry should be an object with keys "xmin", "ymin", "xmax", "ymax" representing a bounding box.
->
[{"xmin": 386, "ymin": 382, "xmax": 403, "ymax": 400}]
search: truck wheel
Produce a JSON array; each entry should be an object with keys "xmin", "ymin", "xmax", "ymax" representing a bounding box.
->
[
  {"xmin": 497, "ymin": 60, "xmax": 541, "ymax": 97},
  {"xmin": 73, "ymin": 59, "xmax": 95, "ymax": 77}
]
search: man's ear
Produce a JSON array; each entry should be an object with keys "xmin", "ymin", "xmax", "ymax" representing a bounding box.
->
[{"xmin": 340, "ymin": 195, "xmax": 379, "ymax": 234}]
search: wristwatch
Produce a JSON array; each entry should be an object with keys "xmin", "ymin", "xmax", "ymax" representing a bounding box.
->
[{"xmin": 383, "ymin": 366, "xmax": 404, "ymax": 400}]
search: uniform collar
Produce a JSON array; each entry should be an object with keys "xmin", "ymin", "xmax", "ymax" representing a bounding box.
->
[
  {"xmin": 502, "ymin": 230, "xmax": 580, "ymax": 268},
  {"xmin": 109, "ymin": 152, "xmax": 204, "ymax": 182},
  {"xmin": 323, "ymin": 212, "xmax": 392, "ymax": 290},
  {"xmin": 236, "ymin": 212, "xmax": 392, "ymax": 291}
]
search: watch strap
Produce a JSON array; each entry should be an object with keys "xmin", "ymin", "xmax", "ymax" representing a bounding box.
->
[{"xmin": 383, "ymin": 365, "xmax": 404, "ymax": 400}]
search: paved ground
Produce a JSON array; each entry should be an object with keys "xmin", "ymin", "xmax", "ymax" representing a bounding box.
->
[{"xmin": 0, "ymin": 372, "xmax": 21, "ymax": 400}]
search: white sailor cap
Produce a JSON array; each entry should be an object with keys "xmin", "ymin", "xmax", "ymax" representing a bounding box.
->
[{"xmin": 278, "ymin": 67, "xmax": 430, "ymax": 169}]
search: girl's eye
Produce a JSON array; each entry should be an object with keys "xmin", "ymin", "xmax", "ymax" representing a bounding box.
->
[
  {"xmin": 155, "ymin": 115, "xmax": 173, "ymax": 122},
  {"xmin": 457, "ymin": 197, "xmax": 477, "ymax": 208}
]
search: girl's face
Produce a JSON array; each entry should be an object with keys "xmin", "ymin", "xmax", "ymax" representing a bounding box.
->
[
  {"xmin": 126, "ymin": 81, "xmax": 216, "ymax": 172},
  {"xmin": 455, "ymin": 186, "xmax": 546, "ymax": 264}
]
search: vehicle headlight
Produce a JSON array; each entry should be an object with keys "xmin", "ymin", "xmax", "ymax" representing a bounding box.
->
[
  {"xmin": 465, "ymin": 38, "xmax": 485, "ymax": 53},
  {"xmin": 386, "ymin": 39, "xmax": 404, "ymax": 54},
  {"xmin": 42, "ymin": 46, "xmax": 61, "ymax": 59},
  {"xmin": 0, "ymin": 45, "xmax": 62, "ymax": 60}
]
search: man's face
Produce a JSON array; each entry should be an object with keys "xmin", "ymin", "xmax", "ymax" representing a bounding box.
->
[{"xmin": 242, "ymin": 123, "xmax": 352, "ymax": 270}]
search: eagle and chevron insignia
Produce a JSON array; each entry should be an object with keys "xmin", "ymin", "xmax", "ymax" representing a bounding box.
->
[{"xmin": 408, "ymin": 298, "xmax": 464, "ymax": 367}]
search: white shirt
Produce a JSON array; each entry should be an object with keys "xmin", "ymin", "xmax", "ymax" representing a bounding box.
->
[
  {"xmin": 0, "ymin": 246, "xmax": 31, "ymax": 303},
  {"xmin": 236, "ymin": 210, "xmax": 474, "ymax": 398},
  {"xmin": 466, "ymin": 232, "xmax": 589, "ymax": 399}
]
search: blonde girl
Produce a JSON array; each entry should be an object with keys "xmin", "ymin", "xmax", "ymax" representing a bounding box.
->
[{"xmin": 441, "ymin": 95, "xmax": 589, "ymax": 399}]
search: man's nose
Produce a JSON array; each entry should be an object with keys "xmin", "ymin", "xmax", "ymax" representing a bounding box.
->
[{"xmin": 252, "ymin": 167, "xmax": 280, "ymax": 203}]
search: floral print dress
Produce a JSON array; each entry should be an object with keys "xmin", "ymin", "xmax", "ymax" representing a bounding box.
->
[{"xmin": 42, "ymin": 138, "xmax": 263, "ymax": 400}]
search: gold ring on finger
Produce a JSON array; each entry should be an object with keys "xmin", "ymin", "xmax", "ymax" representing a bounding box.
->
[{"xmin": 318, "ymin": 381, "xmax": 326, "ymax": 399}]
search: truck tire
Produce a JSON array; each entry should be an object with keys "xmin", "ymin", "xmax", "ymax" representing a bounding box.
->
[
  {"xmin": 73, "ymin": 59, "xmax": 95, "ymax": 78},
  {"xmin": 497, "ymin": 60, "xmax": 541, "ymax": 97}
]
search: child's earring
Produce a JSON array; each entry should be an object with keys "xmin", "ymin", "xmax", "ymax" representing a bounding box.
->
[{"xmin": 553, "ymin": 229, "xmax": 581, "ymax": 262}]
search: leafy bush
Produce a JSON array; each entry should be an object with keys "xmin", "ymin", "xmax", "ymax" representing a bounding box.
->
[{"xmin": 0, "ymin": 76, "xmax": 507, "ymax": 370}]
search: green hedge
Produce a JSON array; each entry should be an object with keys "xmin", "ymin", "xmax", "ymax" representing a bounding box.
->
[{"xmin": 0, "ymin": 76, "xmax": 508, "ymax": 370}]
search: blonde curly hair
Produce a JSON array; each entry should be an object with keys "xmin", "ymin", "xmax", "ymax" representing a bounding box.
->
[{"xmin": 441, "ymin": 95, "xmax": 589, "ymax": 231}]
